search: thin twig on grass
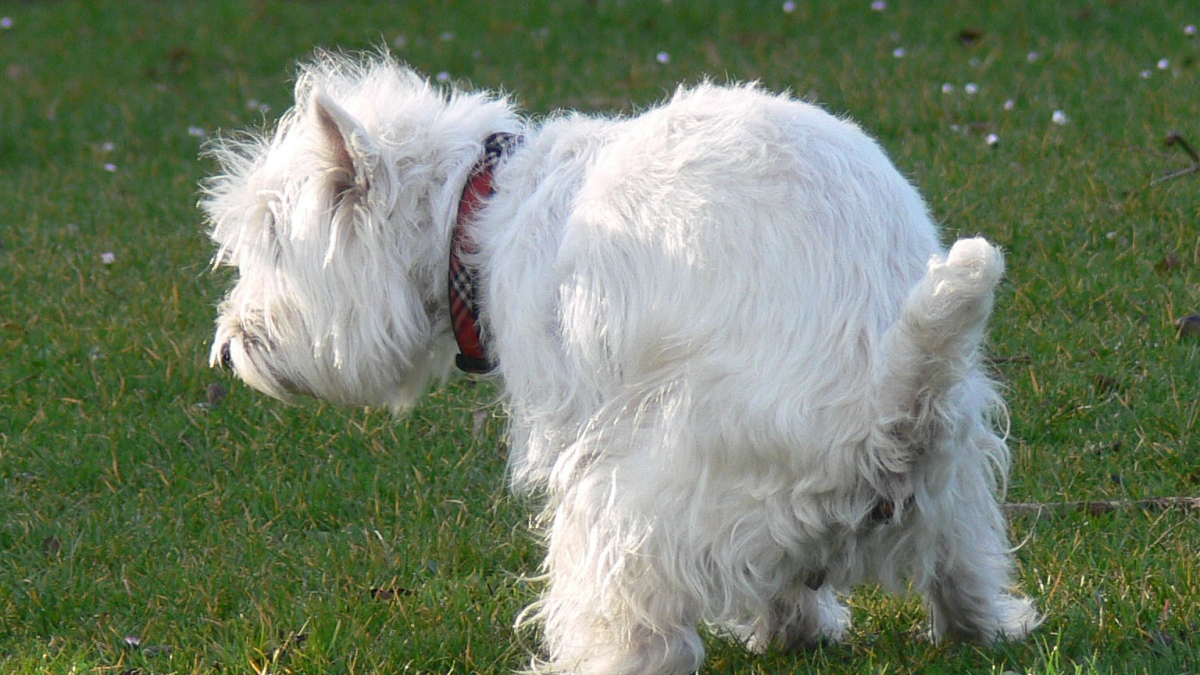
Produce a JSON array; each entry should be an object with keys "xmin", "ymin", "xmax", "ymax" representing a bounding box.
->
[
  {"xmin": 987, "ymin": 355, "xmax": 1032, "ymax": 366},
  {"xmin": 1004, "ymin": 497, "xmax": 1200, "ymax": 517},
  {"xmin": 1151, "ymin": 131, "xmax": 1200, "ymax": 185}
]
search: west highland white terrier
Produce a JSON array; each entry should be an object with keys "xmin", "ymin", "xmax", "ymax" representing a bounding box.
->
[{"xmin": 203, "ymin": 52, "xmax": 1039, "ymax": 674}]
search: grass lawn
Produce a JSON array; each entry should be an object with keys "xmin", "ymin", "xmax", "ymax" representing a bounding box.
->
[{"xmin": 2, "ymin": 1, "xmax": 1199, "ymax": 673}]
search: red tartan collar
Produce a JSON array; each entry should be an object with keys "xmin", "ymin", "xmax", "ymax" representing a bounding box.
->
[{"xmin": 448, "ymin": 132, "xmax": 520, "ymax": 374}]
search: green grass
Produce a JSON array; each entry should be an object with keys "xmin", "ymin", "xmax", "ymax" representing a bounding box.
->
[{"xmin": 2, "ymin": 1, "xmax": 1199, "ymax": 673}]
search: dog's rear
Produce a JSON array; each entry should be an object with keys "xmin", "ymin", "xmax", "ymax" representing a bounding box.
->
[{"xmin": 866, "ymin": 237, "xmax": 1040, "ymax": 642}]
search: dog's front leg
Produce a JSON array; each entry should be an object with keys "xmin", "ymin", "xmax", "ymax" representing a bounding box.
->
[{"xmin": 530, "ymin": 457, "xmax": 706, "ymax": 675}]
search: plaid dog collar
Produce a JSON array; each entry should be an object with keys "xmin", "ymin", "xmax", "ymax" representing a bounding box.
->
[{"xmin": 448, "ymin": 132, "xmax": 521, "ymax": 374}]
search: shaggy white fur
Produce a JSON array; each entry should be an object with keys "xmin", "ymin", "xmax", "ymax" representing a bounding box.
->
[{"xmin": 203, "ymin": 52, "xmax": 1039, "ymax": 674}]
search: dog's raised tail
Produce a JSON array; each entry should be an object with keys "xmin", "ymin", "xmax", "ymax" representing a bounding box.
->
[{"xmin": 873, "ymin": 237, "xmax": 1005, "ymax": 454}]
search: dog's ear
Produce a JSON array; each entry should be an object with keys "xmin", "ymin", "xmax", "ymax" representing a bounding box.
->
[{"xmin": 310, "ymin": 90, "xmax": 378, "ymax": 199}]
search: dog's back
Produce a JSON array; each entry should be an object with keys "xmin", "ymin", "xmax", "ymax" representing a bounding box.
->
[{"xmin": 495, "ymin": 83, "xmax": 948, "ymax": 485}]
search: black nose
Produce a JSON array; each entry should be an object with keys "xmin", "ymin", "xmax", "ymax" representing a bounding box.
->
[{"xmin": 219, "ymin": 342, "xmax": 233, "ymax": 370}]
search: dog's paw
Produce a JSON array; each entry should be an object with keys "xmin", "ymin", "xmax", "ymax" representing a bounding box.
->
[
  {"xmin": 733, "ymin": 591, "xmax": 852, "ymax": 655},
  {"xmin": 988, "ymin": 594, "xmax": 1042, "ymax": 642},
  {"xmin": 931, "ymin": 593, "xmax": 1041, "ymax": 645}
]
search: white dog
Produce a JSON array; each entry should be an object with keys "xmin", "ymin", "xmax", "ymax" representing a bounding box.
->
[{"xmin": 203, "ymin": 52, "xmax": 1039, "ymax": 674}]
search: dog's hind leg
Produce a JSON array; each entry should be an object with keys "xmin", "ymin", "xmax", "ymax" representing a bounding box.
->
[
  {"xmin": 919, "ymin": 441, "xmax": 1041, "ymax": 643},
  {"xmin": 871, "ymin": 237, "xmax": 1038, "ymax": 642}
]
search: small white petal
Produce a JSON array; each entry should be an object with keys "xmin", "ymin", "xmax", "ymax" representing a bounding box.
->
[
  {"xmin": 1051, "ymin": 110, "xmax": 1068, "ymax": 125},
  {"xmin": 101, "ymin": 252, "xmax": 117, "ymax": 265},
  {"xmin": 985, "ymin": 133, "xmax": 1000, "ymax": 147},
  {"xmin": 1003, "ymin": 99, "xmax": 1016, "ymax": 110}
]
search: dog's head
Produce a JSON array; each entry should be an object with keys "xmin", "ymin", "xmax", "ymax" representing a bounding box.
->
[{"xmin": 201, "ymin": 52, "xmax": 514, "ymax": 411}]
